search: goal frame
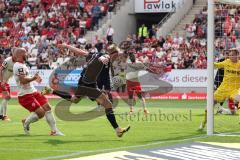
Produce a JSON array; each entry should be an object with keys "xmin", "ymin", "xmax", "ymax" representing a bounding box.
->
[{"xmin": 207, "ymin": 0, "xmax": 215, "ymax": 136}]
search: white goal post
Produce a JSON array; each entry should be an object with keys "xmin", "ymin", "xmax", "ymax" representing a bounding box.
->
[
  {"xmin": 207, "ymin": 0, "xmax": 215, "ymax": 136},
  {"xmin": 207, "ymin": 0, "xmax": 240, "ymax": 136}
]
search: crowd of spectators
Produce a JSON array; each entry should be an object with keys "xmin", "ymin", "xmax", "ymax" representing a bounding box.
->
[
  {"xmin": 0, "ymin": 1, "xmax": 239, "ymax": 70},
  {"xmin": 114, "ymin": 3, "xmax": 240, "ymax": 73},
  {"xmin": 0, "ymin": 0, "xmax": 119, "ymax": 69}
]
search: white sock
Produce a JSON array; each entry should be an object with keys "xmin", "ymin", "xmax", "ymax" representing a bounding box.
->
[
  {"xmin": 25, "ymin": 112, "xmax": 39, "ymax": 126},
  {"xmin": 45, "ymin": 110, "xmax": 58, "ymax": 132},
  {"xmin": 0, "ymin": 101, "xmax": 3, "ymax": 116},
  {"xmin": 0, "ymin": 99, "xmax": 8, "ymax": 116},
  {"xmin": 140, "ymin": 98, "xmax": 146, "ymax": 110},
  {"xmin": 221, "ymin": 107, "xmax": 232, "ymax": 115},
  {"xmin": 2, "ymin": 99, "xmax": 8, "ymax": 116}
]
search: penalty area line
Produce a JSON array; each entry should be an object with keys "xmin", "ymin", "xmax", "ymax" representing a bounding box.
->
[{"xmin": 32, "ymin": 135, "xmax": 208, "ymax": 160}]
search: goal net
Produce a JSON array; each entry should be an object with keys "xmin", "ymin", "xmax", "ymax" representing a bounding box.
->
[{"xmin": 207, "ymin": 0, "xmax": 240, "ymax": 136}]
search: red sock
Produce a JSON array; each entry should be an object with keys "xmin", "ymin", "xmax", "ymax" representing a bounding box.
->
[{"xmin": 228, "ymin": 99, "xmax": 235, "ymax": 111}]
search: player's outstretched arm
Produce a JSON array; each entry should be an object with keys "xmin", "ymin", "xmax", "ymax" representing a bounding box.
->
[
  {"xmin": 18, "ymin": 72, "xmax": 41, "ymax": 85},
  {"xmin": 128, "ymin": 62, "xmax": 147, "ymax": 70},
  {"xmin": 0, "ymin": 66, "xmax": 6, "ymax": 90},
  {"xmin": 58, "ymin": 44, "xmax": 89, "ymax": 57},
  {"xmin": 0, "ymin": 66, "xmax": 4, "ymax": 83},
  {"xmin": 0, "ymin": 60, "xmax": 7, "ymax": 83}
]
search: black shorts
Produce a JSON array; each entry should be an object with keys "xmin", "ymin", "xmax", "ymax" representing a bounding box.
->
[
  {"xmin": 97, "ymin": 78, "xmax": 111, "ymax": 90},
  {"xmin": 74, "ymin": 78, "xmax": 102, "ymax": 100}
]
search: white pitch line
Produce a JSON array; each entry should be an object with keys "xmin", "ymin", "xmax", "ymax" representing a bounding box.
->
[
  {"xmin": 32, "ymin": 135, "xmax": 208, "ymax": 160},
  {"xmin": 0, "ymin": 121, "xmax": 65, "ymax": 126},
  {"xmin": 0, "ymin": 148, "xmax": 77, "ymax": 153},
  {"xmin": 214, "ymin": 133, "xmax": 240, "ymax": 137}
]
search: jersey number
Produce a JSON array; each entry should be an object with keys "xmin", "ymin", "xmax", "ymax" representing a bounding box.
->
[{"xmin": 18, "ymin": 68, "xmax": 25, "ymax": 75}]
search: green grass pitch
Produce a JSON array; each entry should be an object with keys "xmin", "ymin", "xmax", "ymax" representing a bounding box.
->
[{"xmin": 1, "ymin": 98, "xmax": 240, "ymax": 160}]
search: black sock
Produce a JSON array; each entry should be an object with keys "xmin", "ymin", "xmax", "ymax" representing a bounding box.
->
[
  {"xmin": 105, "ymin": 108, "xmax": 119, "ymax": 129},
  {"xmin": 0, "ymin": 115, "xmax": 3, "ymax": 120},
  {"xmin": 53, "ymin": 90, "xmax": 72, "ymax": 101}
]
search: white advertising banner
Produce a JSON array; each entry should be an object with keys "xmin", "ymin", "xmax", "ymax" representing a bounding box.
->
[
  {"xmin": 139, "ymin": 69, "xmax": 209, "ymax": 88},
  {"xmin": 161, "ymin": 70, "xmax": 208, "ymax": 87},
  {"xmin": 8, "ymin": 69, "xmax": 210, "ymax": 88},
  {"xmin": 134, "ymin": 0, "xmax": 184, "ymax": 13}
]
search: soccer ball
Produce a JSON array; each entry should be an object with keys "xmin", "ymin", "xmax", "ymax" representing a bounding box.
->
[{"xmin": 112, "ymin": 76, "xmax": 123, "ymax": 88}]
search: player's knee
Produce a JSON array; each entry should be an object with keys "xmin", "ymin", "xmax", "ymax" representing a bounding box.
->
[
  {"xmin": 4, "ymin": 95, "xmax": 11, "ymax": 100},
  {"xmin": 96, "ymin": 94, "xmax": 105, "ymax": 103},
  {"xmin": 34, "ymin": 108, "xmax": 45, "ymax": 119},
  {"xmin": 41, "ymin": 103, "xmax": 51, "ymax": 111},
  {"xmin": 2, "ymin": 92, "xmax": 11, "ymax": 100},
  {"xmin": 71, "ymin": 96, "xmax": 81, "ymax": 104},
  {"xmin": 97, "ymin": 94, "xmax": 112, "ymax": 109}
]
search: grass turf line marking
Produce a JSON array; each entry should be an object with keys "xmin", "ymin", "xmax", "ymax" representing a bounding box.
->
[
  {"xmin": 0, "ymin": 148, "xmax": 77, "ymax": 153},
  {"xmin": 32, "ymin": 135, "xmax": 208, "ymax": 160},
  {"xmin": 214, "ymin": 133, "xmax": 240, "ymax": 137}
]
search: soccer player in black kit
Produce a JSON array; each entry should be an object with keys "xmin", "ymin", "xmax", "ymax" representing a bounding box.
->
[
  {"xmin": 42, "ymin": 43, "xmax": 130, "ymax": 137},
  {"xmin": 97, "ymin": 59, "xmax": 113, "ymax": 109}
]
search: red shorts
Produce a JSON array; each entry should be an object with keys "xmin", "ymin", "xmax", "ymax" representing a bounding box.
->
[
  {"xmin": 127, "ymin": 80, "xmax": 142, "ymax": 95},
  {"xmin": 0, "ymin": 83, "xmax": 10, "ymax": 93},
  {"xmin": 18, "ymin": 92, "xmax": 48, "ymax": 112}
]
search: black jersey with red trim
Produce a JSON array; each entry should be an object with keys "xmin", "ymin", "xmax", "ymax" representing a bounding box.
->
[{"xmin": 81, "ymin": 53, "xmax": 105, "ymax": 84}]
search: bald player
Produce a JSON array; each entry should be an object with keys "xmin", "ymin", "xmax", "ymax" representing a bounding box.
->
[
  {"xmin": 0, "ymin": 49, "xmax": 16, "ymax": 121},
  {"xmin": 13, "ymin": 48, "xmax": 64, "ymax": 136}
]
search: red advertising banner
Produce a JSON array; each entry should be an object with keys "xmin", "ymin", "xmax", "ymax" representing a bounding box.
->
[{"xmin": 3, "ymin": 92, "xmax": 207, "ymax": 100}]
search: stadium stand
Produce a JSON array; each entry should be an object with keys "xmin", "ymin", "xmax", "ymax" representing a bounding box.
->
[
  {"xmin": 113, "ymin": 1, "xmax": 240, "ymax": 73},
  {"xmin": 0, "ymin": 0, "xmax": 239, "ymax": 72},
  {"xmin": 0, "ymin": 0, "xmax": 120, "ymax": 69}
]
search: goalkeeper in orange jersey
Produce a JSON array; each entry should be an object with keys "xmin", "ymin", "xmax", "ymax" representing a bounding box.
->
[{"xmin": 199, "ymin": 48, "xmax": 240, "ymax": 130}]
